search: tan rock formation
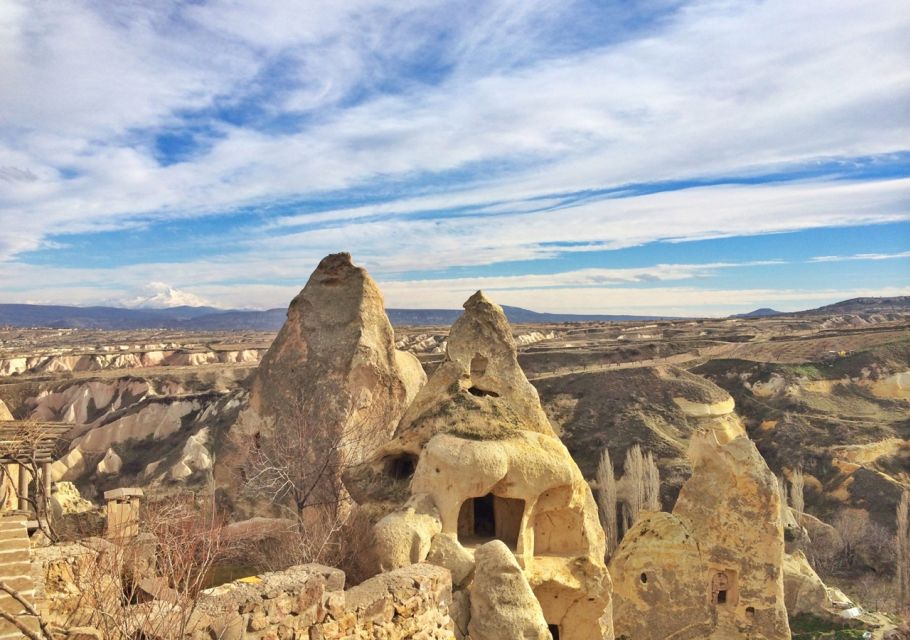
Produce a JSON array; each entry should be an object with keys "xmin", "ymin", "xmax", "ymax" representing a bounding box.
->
[
  {"xmin": 219, "ymin": 252, "xmax": 425, "ymax": 516},
  {"xmin": 468, "ymin": 540, "xmax": 550, "ymax": 640},
  {"xmin": 352, "ymin": 291, "xmax": 612, "ymax": 640},
  {"xmin": 0, "ymin": 398, "xmax": 13, "ymax": 421},
  {"xmin": 610, "ymin": 396, "xmax": 790, "ymax": 640},
  {"xmin": 609, "ymin": 512, "xmax": 713, "ymax": 640}
]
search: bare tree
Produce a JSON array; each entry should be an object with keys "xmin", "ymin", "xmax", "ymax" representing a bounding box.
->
[
  {"xmin": 238, "ymin": 393, "xmax": 384, "ymax": 578},
  {"xmin": 897, "ymin": 489, "xmax": 910, "ymax": 611},
  {"xmin": 790, "ymin": 467, "xmax": 805, "ymax": 515},
  {"xmin": 777, "ymin": 475, "xmax": 789, "ymax": 518},
  {"xmin": 596, "ymin": 448, "xmax": 618, "ymax": 557},
  {"xmin": 643, "ymin": 451, "xmax": 660, "ymax": 512},
  {"xmin": 619, "ymin": 445, "xmax": 661, "ymax": 536}
]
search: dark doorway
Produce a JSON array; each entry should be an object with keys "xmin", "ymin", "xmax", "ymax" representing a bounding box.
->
[
  {"xmin": 473, "ymin": 493, "xmax": 495, "ymax": 537},
  {"xmin": 548, "ymin": 624, "xmax": 560, "ymax": 639},
  {"xmin": 457, "ymin": 494, "xmax": 524, "ymax": 548},
  {"xmin": 717, "ymin": 590, "xmax": 727, "ymax": 604},
  {"xmin": 385, "ymin": 454, "xmax": 417, "ymax": 480}
]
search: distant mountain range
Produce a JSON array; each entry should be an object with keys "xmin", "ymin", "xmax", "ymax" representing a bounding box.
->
[
  {"xmin": 0, "ymin": 296, "xmax": 906, "ymax": 330},
  {"xmin": 791, "ymin": 296, "xmax": 910, "ymax": 316},
  {"xmin": 0, "ymin": 302, "xmax": 679, "ymax": 330},
  {"xmin": 729, "ymin": 307, "xmax": 783, "ymax": 318}
]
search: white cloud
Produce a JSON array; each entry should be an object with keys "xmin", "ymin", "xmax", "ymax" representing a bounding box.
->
[
  {"xmin": 0, "ymin": 0, "xmax": 908, "ymax": 263},
  {"xmin": 809, "ymin": 251, "xmax": 910, "ymax": 263}
]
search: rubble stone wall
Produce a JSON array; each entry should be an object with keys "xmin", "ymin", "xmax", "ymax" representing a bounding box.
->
[{"xmin": 192, "ymin": 562, "xmax": 455, "ymax": 640}]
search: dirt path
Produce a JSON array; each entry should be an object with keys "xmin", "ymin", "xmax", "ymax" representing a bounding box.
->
[{"xmin": 528, "ymin": 343, "xmax": 737, "ymax": 381}]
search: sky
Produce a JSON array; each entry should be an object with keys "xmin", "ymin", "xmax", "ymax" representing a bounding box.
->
[{"xmin": 0, "ymin": 0, "xmax": 908, "ymax": 316}]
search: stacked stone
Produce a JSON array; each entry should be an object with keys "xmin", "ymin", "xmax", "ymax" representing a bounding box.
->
[
  {"xmin": 192, "ymin": 563, "xmax": 455, "ymax": 640},
  {"xmin": 0, "ymin": 514, "xmax": 40, "ymax": 639}
]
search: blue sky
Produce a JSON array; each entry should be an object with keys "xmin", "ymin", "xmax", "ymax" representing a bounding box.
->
[{"xmin": 0, "ymin": 0, "xmax": 908, "ymax": 315}]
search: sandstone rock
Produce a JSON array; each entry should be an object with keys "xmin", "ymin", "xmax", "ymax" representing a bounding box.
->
[
  {"xmin": 96, "ymin": 448, "xmax": 122, "ymax": 475},
  {"xmin": 468, "ymin": 540, "xmax": 550, "ymax": 640},
  {"xmin": 50, "ymin": 481, "xmax": 94, "ymax": 516},
  {"xmin": 610, "ymin": 412, "xmax": 790, "ymax": 639},
  {"xmin": 783, "ymin": 550, "xmax": 835, "ymax": 617},
  {"xmin": 372, "ymin": 493, "xmax": 442, "ymax": 571},
  {"xmin": 609, "ymin": 512, "xmax": 713, "ymax": 640},
  {"xmin": 427, "ymin": 532, "xmax": 475, "ymax": 587},
  {"xmin": 169, "ymin": 427, "xmax": 212, "ymax": 481},
  {"xmin": 673, "ymin": 429, "xmax": 790, "ymax": 639},
  {"xmin": 219, "ymin": 253, "xmax": 425, "ymax": 515},
  {"xmin": 358, "ymin": 291, "xmax": 612, "ymax": 640},
  {"xmin": 0, "ymin": 398, "xmax": 13, "ymax": 420}
]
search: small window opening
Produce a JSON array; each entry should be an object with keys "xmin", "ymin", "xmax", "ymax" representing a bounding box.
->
[
  {"xmin": 745, "ymin": 606, "xmax": 755, "ymax": 616},
  {"xmin": 640, "ymin": 572, "xmax": 648, "ymax": 584},
  {"xmin": 468, "ymin": 386, "xmax": 499, "ymax": 397},
  {"xmin": 384, "ymin": 454, "xmax": 417, "ymax": 480},
  {"xmin": 712, "ymin": 571, "xmax": 731, "ymax": 606},
  {"xmin": 547, "ymin": 624, "xmax": 560, "ymax": 640}
]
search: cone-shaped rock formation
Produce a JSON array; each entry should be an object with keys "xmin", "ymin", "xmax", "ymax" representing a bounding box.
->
[
  {"xmin": 349, "ymin": 291, "xmax": 613, "ymax": 640},
  {"xmin": 217, "ymin": 252, "xmax": 425, "ymax": 516}
]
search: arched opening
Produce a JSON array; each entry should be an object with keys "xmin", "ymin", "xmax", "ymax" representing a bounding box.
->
[
  {"xmin": 640, "ymin": 572, "xmax": 648, "ymax": 584},
  {"xmin": 547, "ymin": 624, "xmax": 561, "ymax": 639},
  {"xmin": 711, "ymin": 570, "xmax": 737, "ymax": 606},
  {"xmin": 457, "ymin": 493, "xmax": 524, "ymax": 549},
  {"xmin": 384, "ymin": 454, "xmax": 417, "ymax": 480}
]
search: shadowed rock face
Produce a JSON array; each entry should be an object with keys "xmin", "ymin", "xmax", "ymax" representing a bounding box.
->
[{"xmin": 219, "ymin": 252, "xmax": 425, "ymax": 516}]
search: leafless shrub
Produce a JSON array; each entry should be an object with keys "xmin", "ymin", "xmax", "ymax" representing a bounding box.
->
[
  {"xmin": 595, "ymin": 448, "xmax": 618, "ymax": 557},
  {"xmin": 814, "ymin": 509, "xmax": 894, "ymax": 576},
  {"xmin": 68, "ymin": 494, "xmax": 228, "ymax": 639}
]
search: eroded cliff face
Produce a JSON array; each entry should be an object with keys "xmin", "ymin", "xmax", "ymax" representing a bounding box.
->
[
  {"xmin": 217, "ymin": 252, "xmax": 425, "ymax": 517},
  {"xmin": 350, "ymin": 291, "xmax": 613, "ymax": 640}
]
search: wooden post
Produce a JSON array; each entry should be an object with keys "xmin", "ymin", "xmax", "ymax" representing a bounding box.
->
[
  {"xmin": 17, "ymin": 463, "xmax": 28, "ymax": 512},
  {"xmin": 42, "ymin": 462, "xmax": 52, "ymax": 516}
]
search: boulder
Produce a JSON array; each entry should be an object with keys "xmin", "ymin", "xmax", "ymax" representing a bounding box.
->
[
  {"xmin": 468, "ymin": 540, "xmax": 550, "ymax": 640},
  {"xmin": 372, "ymin": 493, "xmax": 441, "ymax": 571}
]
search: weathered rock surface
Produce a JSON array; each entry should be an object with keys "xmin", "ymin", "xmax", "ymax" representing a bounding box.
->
[
  {"xmin": 0, "ymin": 398, "xmax": 13, "ymax": 420},
  {"xmin": 609, "ymin": 512, "xmax": 712, "ymax": 640},
  {"xmin": 218, "ymin": 252, "xmax": 425, "ymax": 516},
  {"xmin": 610, "ymin": 397, "xmax": 789, "ymax": 640},
  {"xmin": 674, "ymin": 429, "xmax": 790, "ymax": 639},
  {"xmin": 468, "ymin": 540, "xmax": 550, "ymax": 640},
  {"xmin": 355, "ymin": 291, "xmax": 612, "ymax": 640}
]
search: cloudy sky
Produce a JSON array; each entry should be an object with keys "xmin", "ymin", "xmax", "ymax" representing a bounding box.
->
[{"xmin": 0, "ymin": 0, "xmax": 908, "ymax": 315}]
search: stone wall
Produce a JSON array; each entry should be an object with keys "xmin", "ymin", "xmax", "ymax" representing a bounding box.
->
[
  {"xmin": 0, "ymin": 514, "xmax": 40, "ymax": 639},
  {"xmin": 192, "ymin": 562, "xmax": 455, "ymax": 640}
]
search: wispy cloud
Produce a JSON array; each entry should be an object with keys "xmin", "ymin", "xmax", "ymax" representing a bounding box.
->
[
  {"xmin": 0, "ymin": 0, "xmax": 907, "ymax": 311},
  {"xmin": 809, "ymin": 251, "xmax": 910, "ymax": 263}
]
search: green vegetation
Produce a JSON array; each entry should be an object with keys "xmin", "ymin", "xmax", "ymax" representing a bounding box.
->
[{"xmin": 789, "ymin": 614, "xmax": 868, "ymax": 639}]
